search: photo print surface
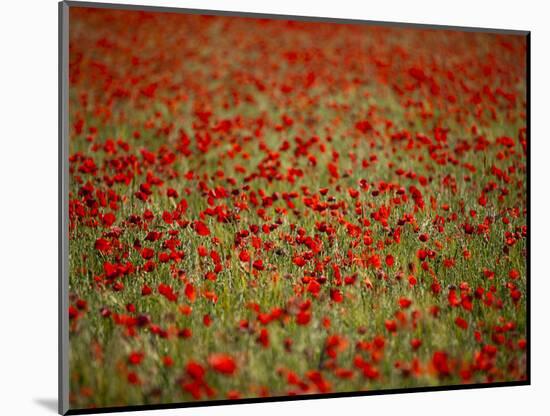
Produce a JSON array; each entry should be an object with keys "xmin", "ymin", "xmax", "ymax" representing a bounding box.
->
[{"xmin": 64, "ymin": 4, "xmax": 529, "ymax": 412}]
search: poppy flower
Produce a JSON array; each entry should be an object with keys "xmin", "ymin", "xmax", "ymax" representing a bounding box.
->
[
  {"xmin": 253, "ymin": 259, "xmax": 264, "ymax": 271},
  {"xmin": 140, "ymin": 247, "xmax": 155, "ymax": 260},
  {"xmin": 128, "ymin": 352, "xmax": 144, "ymax": 365},
  {"xmin": 296, "ymin": 310, "xmax": 311, "ymax": 325},
  {"xmin": 185, "ymin": 283, "xmax": 196, "ymax": 302},
  {"xmin": 455, "ymin": 317, "xmax": 468, "ymax": 330},
  {"xmin": 94, "ymin": 238, "xmax": 111, "ymax": 253},
  {"xmin": 102, "ymin": 212, "xmax": 116, "ymax": 227},
  {"xmin": 69, "ymin": 306, "xmax": 78, "ymax": 320},
  {"xmin": 432, "ymin": 351, "xmax": 451, "ymax": 377},
  {"xmin": 163, "ymin": 356, "xmax": 174, "ymax": 367},
  {"xmin": 193, "ymin": 221, "xmax": 210, "ymax": 236},
  {"xmin": 330, "ymin": 289, "xmax": 343, "ymax": 303},
  {"xmin": 186, "ymin": 361, "xmax": 205, "ymax": 380},
  {"xmin": 208, "ymin": 353, "xmax": 237, "ymax": 375},
  {"xmin": 257, "ymin": 328, "xmax": 269, "ymax": 347},
  {"xmin": 239, "ymin": 250, "xmax": 250, "ymax": 262},
  {"xmin": 141, "ymin": 284, "xmax": 152, "ymax": 296},
  {"xmin": 158, "ymin": 283, "xmax": 178, "ymax": 302},
  {"xmin": 398, "ymin": 297, "xmax": 412, "ymax": 309},
  {"xmin": 127, "ymin": 372, "xmax": 140, "ymax": 385},
  {"xmin": 385, "ymin": 320, "xmax": 397, "ymax": 333},
  {"xmin": 410, "ymin": 338, "xmax": 422, "ymax": 350},
  {"xmin": 197, "ymin": 246, "xmax": 208, "ymax": 257}
]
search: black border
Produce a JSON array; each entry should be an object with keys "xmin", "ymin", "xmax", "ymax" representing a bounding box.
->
[
  {"xmin": 59, "ymin": 2, "xmax": 531, "ymax": 415},
  {"xmin": 66, "ymin": 381, "xmax": 529, "ymax": 415}
]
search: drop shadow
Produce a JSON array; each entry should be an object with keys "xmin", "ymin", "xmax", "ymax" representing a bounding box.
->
[{"xmin": 34, "ymin": 398, "xmax": 58, "ymax": 413}]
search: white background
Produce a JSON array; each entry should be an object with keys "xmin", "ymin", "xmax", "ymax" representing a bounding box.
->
[{"xmin": 1, "ymin": 0, "xmax": 547, "ymax": 414}]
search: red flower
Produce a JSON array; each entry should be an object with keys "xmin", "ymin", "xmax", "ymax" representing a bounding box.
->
[
  {"xmin": 455, "ymin": 316, "xmax": 468, "ymax": 330},
  {"xmin": 162, "ymin": 211, "xmax": 173, "ymax": 224},
  {"xmin": 102, "ymin": 212, "xmax": 116, "ymax": 227},
  {"xmin": 256, "ymin": 328, "xmax": 269, "ymax": 347},
  {"xmin": 127, "ymin": 372, "xmax": 140, "ymax": 385},
  {"xmin": 239, "ymin": 250, "xmax": 250, "ymax": 262},
  {"xmin": 69, "ymin": 306, "xmax": 78, "ymax": 320},
  {"xmin": 193, "ymin": 221, "xmax": 210, "ymax": 236},
  {"xmin": 385, "ymin": 320, "xmax": 397, "ymax": 333},
  {"xmin": 227, "ymin": 390, "xmax": 241, "ymax": 400},
  {"xmin": 128, "ymin": 352, "xmax": 144, "ymax": 365},
  {"xmin": 141, "ymin": 284, "xmax": 152, "ymax": 296},
  {"xmin": 432, "ymin": 351, "xmax": 451, "ymax": 377},
  {"xmin": 186, "ymin": 361, "xmax": 205, "ymax": 380},
  {"xmin": 411, "ymin": 338, "xmax": 422, "ymax": 350},
  {"xmin": 197, "ymin": 245, "xmax": 208, "ymax": 257},
  {"xmin": 330, "ymin": 289, "xmax": 343, "ymax": 303},
  {"xmin": 163, "ymin": 356, "xmax": 174, "ymax": 367},
  {"xmin": 182, "ymin": 381, "xmax": 202, "ymax": 400},
  {"xmin": 355, "ymin": 119, "xmax": 372, "ymax": 133},
  {"xmin": 292, "ymin": 255, "xmax": 306, "ymax": 267},
  {"xmin": 158, "ymin": 283, "xmax": 178, "ymax": 302},
  {"xmin": 509, "ymin": 269, "xmax": 520, "ymax": 280},
  {"xmin": 185, "ymin": 283, "xmax": 196, "ymax": 302},
  {"xmin": 208, "ymin": 353, "xmax": 237, "ymax": 375},
  {"xmin": 296, "ymin": 310, "xmax": 311, "ymax": 325},
  {"xmin": 140, "ymin": 247, "xmax": 155, "ymax": 260},
  {"xmin": 398, "ymin": 297, "xmax": 412, "ymax": 309},
  {"xmin": 94, "ymin": 238, "xmax": 111, "ymax": 253},
  {"xmin": 253, "ymin": 259, "xmax": 264, "ymax": 271}
]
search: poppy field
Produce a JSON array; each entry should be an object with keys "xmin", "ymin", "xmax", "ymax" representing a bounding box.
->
[{"xmin": 66, "ymin": 6, "xmax": 528, "ymax": 411}]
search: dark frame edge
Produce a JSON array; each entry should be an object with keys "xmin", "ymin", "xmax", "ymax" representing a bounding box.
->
[
  {"xmin": 59, "ymin": 1, "xmax": 70, "ymax": 415},
  {"xmin": 65, "ymin": 380, "xmax": 530, "ymax": 415}
]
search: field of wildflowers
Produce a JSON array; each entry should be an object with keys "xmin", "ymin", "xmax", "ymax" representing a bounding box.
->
[{"xmin": 66, "ymin": 7, "xmax": 528, "ymax": 410}]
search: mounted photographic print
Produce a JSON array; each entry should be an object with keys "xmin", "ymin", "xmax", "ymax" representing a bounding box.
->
[{"xmin": 59, "ymin": 1, "xmax": 530, "ymax": 414}]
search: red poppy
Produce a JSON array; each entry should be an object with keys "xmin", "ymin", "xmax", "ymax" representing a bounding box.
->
[
  {"xmin": 398, "ymin": 297, "xmax": 412, "ymax": 309},
  {"xmin": 185, "ymin": 283, "xmax": 196, "ymax": 302},
  {"xmin": 140, "ymin": 247, "xmax": 155, "ymax": 260},
  {"xmin": 296, "ymin": 310, "xmax": 311, "ymax": 325},
  {"xmin": 257, "ymin": 328, "xmax": 270, "ymax": 347},
  {"xmin": 385, "ymin": 320, "xmax": 397, "ymax": 333},
  {"xmin": 330, "ymin": 289, "xmax": 343, "ymax": 303},
  {"xmin": 127, "ymin": 372, "xmax": 140, "ymax": 385},
  {"xmin": 94, "ymin": 238, "xmax": 111, "ymax": 253},
  {"xmin": 193, "ymin": 221, "xmax": 211, "ymax": 236},
  {"xmin": 410, "ymin": 338, "xmax": 422, "ymax": 350},
  {"xmin": 141, "ymin": 284, "xmax": 152, "ymax": 296},
  {"xmin": 102, "ymin": 212, "xmax": 116, "ymax": 227},
  {"xmin": 455, "ymin": 317, "xmax": 468, "ymax": 330},
  {"xmin": 208, "ymin": 353, "xmax": 237, "ymax": 375},
  {"xmin": 128, "ymin": 352, "xmax": 144, "ymax": 365},
  {"xmin": 239, "ymin": 250, "xmax": 250, "ymax": 262},
  {"xmin": 186, "ymin": 361, "xmax": 205, "ymax": 380}
]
